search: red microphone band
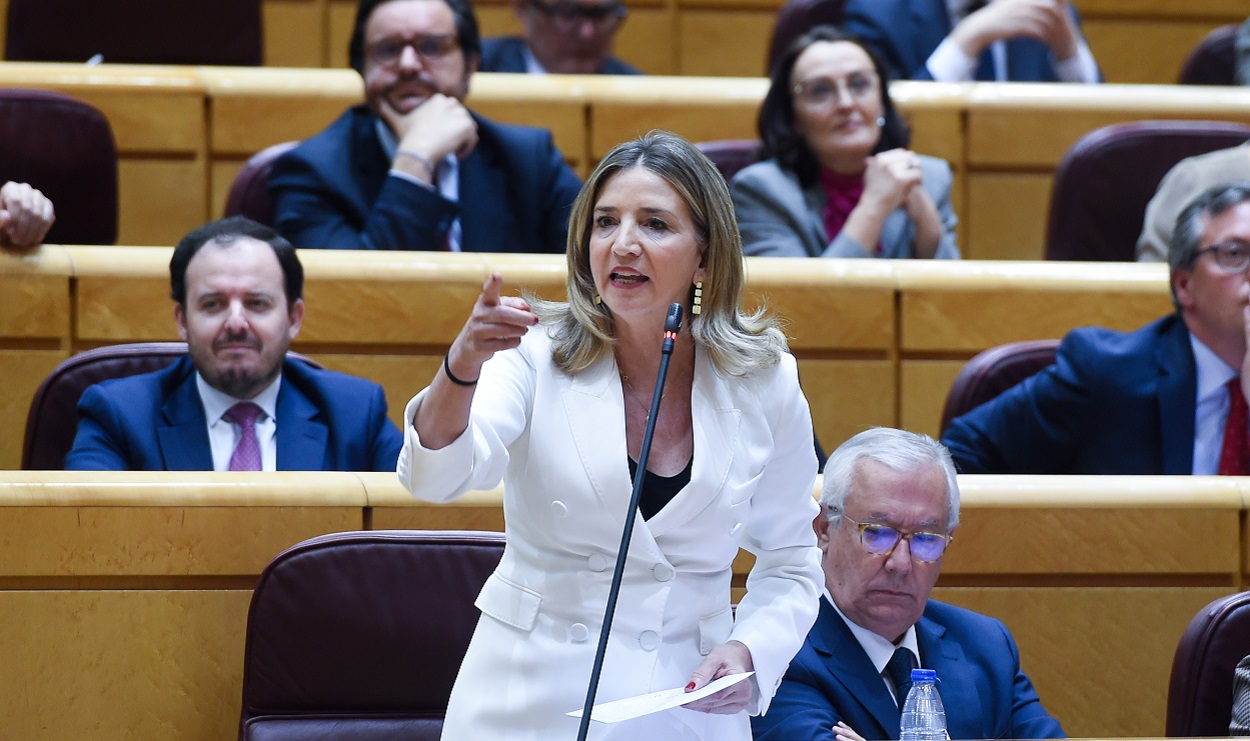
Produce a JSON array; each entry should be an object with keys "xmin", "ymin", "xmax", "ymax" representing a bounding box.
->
[{"xmin": 663, "ymin": 331, "xmax": 678, "ymax": 340}]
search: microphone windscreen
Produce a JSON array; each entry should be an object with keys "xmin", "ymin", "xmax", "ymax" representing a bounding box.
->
[{"xmin": 665, "ymin": 303, "xmax": 684, "ymax": 335}]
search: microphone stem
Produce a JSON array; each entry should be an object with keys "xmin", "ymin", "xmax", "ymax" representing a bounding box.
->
[{"xmin": 576, "ymin": 339, "xmax": 676, "ymax": 739}]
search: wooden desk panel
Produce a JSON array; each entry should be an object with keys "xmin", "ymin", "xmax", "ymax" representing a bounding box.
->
[
  {"xmin": 0, "ymin": 589, "xmax": 251, "ymax": 741},
  {"xmin": 935, "ymin": 586, "xmax": 1229, "ymax": 737}
]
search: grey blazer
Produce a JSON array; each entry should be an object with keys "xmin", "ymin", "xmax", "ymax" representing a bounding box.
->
[{"xmin": 730, "ymin": 156, "xmax": 959, "ymax": 259}]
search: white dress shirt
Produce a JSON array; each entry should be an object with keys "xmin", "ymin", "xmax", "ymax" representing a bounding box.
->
[
  {"xmin": 1191, "ymin": 333, "xmax": 1241, "ymax": 475},
  {"xmin": 828, "ymin": 593, "xmax": 921, "ymax": 705},
  {"xmin": 377, "ymin": 119, "xmax": 462, "ymax": 251},
  {"xmin": 198, "ymin": 373, "xmax": 282, "ymax": 472}
]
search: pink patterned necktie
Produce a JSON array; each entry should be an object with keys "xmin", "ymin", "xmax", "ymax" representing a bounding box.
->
[{"xmin": 223, "ymin": 402, "xmax": 263, "ymax": 471}]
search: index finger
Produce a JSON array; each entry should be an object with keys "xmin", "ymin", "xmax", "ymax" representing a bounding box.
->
[{"xmin": 480, "ymin": 272, "xmax": 505, "ymax": 307}]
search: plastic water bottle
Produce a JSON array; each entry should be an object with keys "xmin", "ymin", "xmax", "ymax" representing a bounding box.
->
[{"xmin": 899, "ymin": 668, "xmax": 949, "ymax": 741}]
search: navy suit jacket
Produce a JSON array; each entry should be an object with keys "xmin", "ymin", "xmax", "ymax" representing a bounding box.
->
[
  {"xmin": 752, "ymin": 598, "xmax": 1065, "ymax": 740},
  {"xmin": 479, "ymin": 35, "xmax": 641, "ymax": 75},
  {"xmin": 66, "ymin": 356, "xmax": 403, "ymax": 472},
  {"xmin": 269, "ymin": 105, "xmax": 582, "ymax": 252},
  {"xmin": 842, "ymin": 0, "xmax": 1093, "ymax": 82},
  {"xmin": 941, "ymin": 314, "xmax": 1197, "ymax": 475}
]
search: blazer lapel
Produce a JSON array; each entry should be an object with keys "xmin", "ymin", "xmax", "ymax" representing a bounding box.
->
[
  {"xmin": 810, "ymin": 599, "xmax": 899, "ymax": 738},
  {"xmin": 275, "ymin": 379, "xmax": 329, "ymax": 471},
  {"xmin": 646, "ymin": 347, "xmax": 739, "ymax": 537},
  {"xmin": 157, "ymin": 371, "xmax": 213, "ymax": 471},
  {"xmin": 1155, "ymin": 316, "xmax": 1197, "ymax": 475},
  {"xmin": 458, "ymin": 135, "xmax": 514, "ymax": 253},
  {"xmin": 916, "ymin": 614, "xmax": 981, "ymax": 740}
]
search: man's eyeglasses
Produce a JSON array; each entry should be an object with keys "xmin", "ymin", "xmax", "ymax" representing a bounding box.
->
[
  {"xmin": 367, "ymin": 34, "xmax": 459, "ymax": 67},
  {"xmin": 792, "ymin": 71, "xmax": 880, "ymax": 108},
  {"xmin": 1196, "ymin": 241, "xmax": 1250, "ymax": 273},
  {"xmin": 842, "ymin": 515, "xmax": 951, "ymax": 563},
  {"xmin": 528, "ymin": 0, "xmax": 627, "ymax": 31}
]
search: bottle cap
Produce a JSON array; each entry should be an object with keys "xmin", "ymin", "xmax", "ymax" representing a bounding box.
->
[{"xmin": 909, "ymin": 668, "xmax": 937, "ymax": 682}]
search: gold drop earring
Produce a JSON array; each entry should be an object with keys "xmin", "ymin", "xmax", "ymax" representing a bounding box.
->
[{"xmin": 692, "ymin": 280, "xmax": 703, "ymax": 316}]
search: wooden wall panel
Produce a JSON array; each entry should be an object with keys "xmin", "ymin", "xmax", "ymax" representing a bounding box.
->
[
  {"xmin": 0, "ymin": 350, "xmax": 67, "ymax": 470},
  {"xmin": 0, "ymin": 590, "xmax": 251, "ymax": 741},
  {"xmin": 899, "ymin": 359, "xmax": 965, "ymax": 439},
  {"xmin": 263, "ymin": 0, "xmax": 328, "ymax": 68},
  {"xmin": 798, "ymin": 358, "xmax": 895, "ymax": 453}
]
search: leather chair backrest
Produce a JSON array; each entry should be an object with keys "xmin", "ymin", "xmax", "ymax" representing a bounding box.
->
[
  {"xmin": 1178, "ymin": 24, "xmax": 1238, "ymax": 86},
  {"xmin": 939, "ymin": 339, "xmax": 1059, "ymax": 435},
  {"xmin": 0, "ymin": 87, "xmax": 118, "ymax": 245},
  {"xmin": 695, "ymin": 139, "xmax": 762, "ymax": 185},
  {"xmin": 766, "ymin": 0, "xmax": 846, "ymax": 74},
  {"xmin": 223, "ymin": 141, "xmax": 300, "ymax": 226},
  {"xmin": 23, "ymin": 342, "xmax": 322, "ymax": 470},
  {"xmin": 6, "ymin": 0, "xmax": 262, "ymax": 65},
  {"xmin": 1166, "ymin": 591, "xmax": 1250, "ymax": 736},
  {"xmin": 238, "ymin": 530, "xmax": 506, "ymax": 741},
  {"xmin": 1045, "ymin": 120, "xmax": 1250, "ymax": 261}
]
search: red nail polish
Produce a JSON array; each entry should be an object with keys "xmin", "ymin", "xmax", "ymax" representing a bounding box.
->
[{"xmin": 686, "ymin": 682, "xmax": 696, "ymax": 691}]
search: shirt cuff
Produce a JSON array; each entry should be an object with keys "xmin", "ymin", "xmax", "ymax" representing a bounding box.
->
[
  {"xmin": 925, "ymin": 36, "xmax": 978, "ymax": 82},
  {"xmin": 1053, "ymin": 41, "xmax": 1099, "ymax": 83},
  {"xmin": 388, "ymin": 168, "xmax": 436, "ymax": 189}
]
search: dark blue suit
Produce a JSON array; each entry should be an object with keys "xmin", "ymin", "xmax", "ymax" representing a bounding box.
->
[
  {"xmin": 941, "ymin": 314, "xmax": 1197, "ymax": 475},
  {"xmin": 65, "ymin": 356, "xmax": 403, "ymax": 471},
  {"xmin": 269, "ymin": 105, "xmax": 582, "ymax": 252},
  {"xmin": 479, "ymin": 36, "xmax": 641, "ymax": 75},
  {"xmin": 752, "ymin": 598, "xmax": 1064, "ymax": 740},
  {"xmin": 842, "ymin": 0, "xmax": 1094, "ymax": 82}
]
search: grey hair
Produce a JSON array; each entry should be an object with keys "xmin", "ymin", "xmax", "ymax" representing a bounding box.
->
[
  {"xmin": 1169, "ymin": 181, "xmax": 1250, "ymax": 308},
  {"xmin": 819, "ymin": 427, "xmax": 960, "ymax": 530}
]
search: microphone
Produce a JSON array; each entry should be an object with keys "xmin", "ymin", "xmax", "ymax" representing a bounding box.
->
[{"xmin": 577, "ymin": 302, "xmax": 685, "ymax": 739}]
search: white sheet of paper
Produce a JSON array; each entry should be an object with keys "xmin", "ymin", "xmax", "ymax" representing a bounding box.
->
[{"xmin": 566, "ymin": 671, "xmax": 754, "ymax": 724}]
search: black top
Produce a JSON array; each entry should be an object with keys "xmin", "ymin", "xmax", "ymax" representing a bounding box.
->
[{"xmin": 628, "ymin": 455, "xmax": 693, "ymax": 520}]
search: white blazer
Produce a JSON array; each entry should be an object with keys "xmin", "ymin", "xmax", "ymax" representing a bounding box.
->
[{"xmin": 398, "ymin": 327, "xmax": 823, "ymax": 740}]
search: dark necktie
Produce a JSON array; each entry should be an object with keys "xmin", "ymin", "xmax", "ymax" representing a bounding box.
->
[
  {"xmin": 224, "ymin": 402, "xmax": 263, "ymax": 471},
  {"xmin": 1220, "ymin": 378, "xmax": 1250, "ymax": 475},
  {"xmin": 885, "ymin": 646, "xmax": 915, "ymax": 709}
]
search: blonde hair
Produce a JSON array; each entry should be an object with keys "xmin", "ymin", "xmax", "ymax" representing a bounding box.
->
[{"xmin": 533, "ymin": 130, "xmax": 787, "ymax": 376}]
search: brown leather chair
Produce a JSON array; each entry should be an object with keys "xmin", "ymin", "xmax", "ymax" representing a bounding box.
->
[
  {"xmin": 695, "ymin": 139, "xmax": 761, "ymax": 184},
  {"xmin": 766, "ymin": 0, "xmax": 846, "ymax": 74},
  {"xmin": 1178, "ymin": 24, "xmax": 1239, "ymax": 86},
  {"xmin": 238, "ymin": 530, "xmax": 506, "ymax": 741},
  {"xmin": 6, "ymin": 0, "xmax": 262, "ymax": 65},
  {"xmin": 1166, "ymin": 591, "xmax": 1250, "ymax": 736},
  {"xmin": 223, "ymin": 141, "xmax": 300, "ymax": 226},
  {"xmin": 0, "ymin": 88, "xmax": 118, "ymax": 245},
  {"xmin": 23, "ymin": 342, "xmax": 322, "ymax": 470},
  {"xmin": 939, "ymin": 340, "xmax": 1059, "ymax": 435},
  {"xmin": 1045, "ymin": 120, "xmax": 1250, "ymax": 262}
]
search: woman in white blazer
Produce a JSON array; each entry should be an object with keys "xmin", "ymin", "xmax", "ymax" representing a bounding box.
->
[
  {"xmin": 397, "ymin": 131, "xmax": 823, "ymax": 739},
  {"xmin": 732, "ymin": 26, "xmax": 959, "ymax": 260}
]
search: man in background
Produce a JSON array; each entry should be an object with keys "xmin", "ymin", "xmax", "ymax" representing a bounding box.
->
[
  {"xmin": 479, "ymin": 0, "xmax": 640, "ymax": 74},
  {"xmin": 843, "ymin": 0, "xmax": 1099, "ymax": 83},
  {"xmin": 270, "ymin": 0, "xmax": 582, "ymax": 252},
  {"xmin": 67, "ymin": 216, "xmax": 403, "ymax": 471},
  {"xmin": 753, "ymin": 427, "xmax": 1063, "ymax": 739}
]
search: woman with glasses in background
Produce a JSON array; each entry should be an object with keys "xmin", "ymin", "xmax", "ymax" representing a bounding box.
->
[{"xmin": 731, "ymin": 26, "xmax": 959, "ymax": 260}]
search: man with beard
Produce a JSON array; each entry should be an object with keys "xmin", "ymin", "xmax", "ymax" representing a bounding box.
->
[
  {"xmin": 65, "ymin": 216, "xmax": 404, "ymax": 471},
  {"xmin": 752, "ymin": 428, "xmax": 1063, "ymax": 740},
  {"xmin": 269, "ymin": 0, "xmax": 583, "ymax": 252}
]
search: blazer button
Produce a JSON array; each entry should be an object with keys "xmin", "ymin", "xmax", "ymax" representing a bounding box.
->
[
  {"xmin": 569, "ymin": 623, "xmax": 590, "ymax": 643},
  {"xmin": 652, "ymin": 563, "xmax": 674, "ymax": 582},
  {"xmin": 639, "ymin": 630, "xmax": 660, "ymax": 651},
  {"xmin": 587, "ymin": 553, "xmax": 608, "ymax": 572},
  {"xmin": 550, "ymin": 500, "xmax": 569, "ymax": 518}
]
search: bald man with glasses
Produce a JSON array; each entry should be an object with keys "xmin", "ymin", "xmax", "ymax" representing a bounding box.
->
[
  {"xmin": 269, "ymin": 0, "xmax": 582, "ymax": 252},
  {"xmin": 753, "ymin": 427, "xmax": 1064, "ymax": 740},
  {"xmin": 943, "ymin": 181, "xmax": 1250, "ymax": 476},
  {"xmin": 479, "ymin": 0, "xmax": 640, "ymax": 75}
]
